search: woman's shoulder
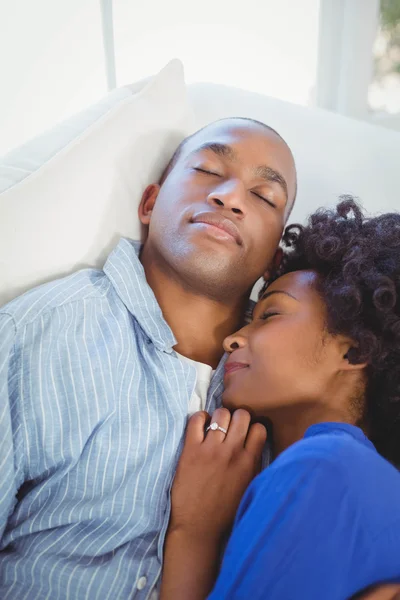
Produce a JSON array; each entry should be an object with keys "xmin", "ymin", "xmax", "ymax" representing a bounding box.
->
[
  {"xmin": 273, "ymin": 422, "xmax": 396, "ymax": 475},
  {"xmin": 254, "ymin": 422, "xmax": 400, "ymax": 533}
]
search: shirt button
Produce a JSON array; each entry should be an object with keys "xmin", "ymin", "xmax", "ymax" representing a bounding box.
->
[{"xmin": 137, "ymin": 576, "xmax": 147, "ymax": 590}]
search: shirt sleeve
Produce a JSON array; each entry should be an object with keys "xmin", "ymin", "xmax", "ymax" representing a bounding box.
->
[
  {"xmin": 0, "ymin": 313, "xmax": 23, "ymax": 544},
  {"xmin": 208, "ymin": 450, "xmax": 365, "ymax": 600}
]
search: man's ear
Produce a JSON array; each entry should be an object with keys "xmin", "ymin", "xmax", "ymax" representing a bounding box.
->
[
  {"xmin": 263, "ymin": 248, "xmax": 283, "ymax": 281},
  {"xmin": 138, "ymin": 184, "xmax": 160, "ymax": 226}
]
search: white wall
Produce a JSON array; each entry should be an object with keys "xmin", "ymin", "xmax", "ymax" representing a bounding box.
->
[
  {"xmin": 0, "ymin": 0, "xmax": 106, "ymax": 155},
  {"xmin": 113, "ymin": 0, "xmax": 320, "ymax": 104},
  {"xmin": 0, "ymin": 0, "xmax": 320, "ymax": 156}
]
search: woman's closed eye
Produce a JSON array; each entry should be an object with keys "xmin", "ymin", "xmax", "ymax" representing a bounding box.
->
[{"xmin": 259, "ymin": 311, "xmax": 280, "ymax": 321}]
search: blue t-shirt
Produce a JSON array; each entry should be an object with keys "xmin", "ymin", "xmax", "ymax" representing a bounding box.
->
[{"xmin": 209, "ymin": 423, "xmax": 400, "ymax": 600}]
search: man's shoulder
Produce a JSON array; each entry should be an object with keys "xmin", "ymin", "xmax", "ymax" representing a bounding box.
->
[{"xmin": 0, "ymin": 267, "xmax": 113, "ymax": 330}]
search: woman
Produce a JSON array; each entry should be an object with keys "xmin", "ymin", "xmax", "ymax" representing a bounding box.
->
[{"xmin": 160, "ymin": 198, "xmax": 400, "ymax": 600}]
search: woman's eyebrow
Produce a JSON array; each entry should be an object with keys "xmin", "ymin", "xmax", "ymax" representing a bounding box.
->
[{"xmin": 260, "ymin": 290, "xmax": 299, "ymax": 302}]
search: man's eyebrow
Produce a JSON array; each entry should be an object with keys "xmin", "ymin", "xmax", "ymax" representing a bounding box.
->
[
  {"xmin": 260, "ymin": 290, "xmax": 298, "ymax": 302},
  {"xmin": 190, "ymin": 142, "xmax": 237, "ymax": 161},
  {"xmin": 254, "ymin": 165, "xmax": 288, "ymax": 201}
]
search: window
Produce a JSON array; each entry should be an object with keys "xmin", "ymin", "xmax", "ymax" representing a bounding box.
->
[
  {"xmin": 1, "ymin": 0, "xmax": 398, "ymax": 157},
  {"xmin": 368, "ymin": 0, "xmax": 400, "ymax": 121},
  {"xmin": 113, "ymin": 0, "xmax": 320, "ymax": 107}
]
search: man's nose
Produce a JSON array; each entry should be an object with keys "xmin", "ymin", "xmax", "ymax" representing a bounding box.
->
[
  {"xmin": 207, "ymin": 179, "xmax": 246, "ymax": 217},
  {"xmin": 223, "ymin": 329, "xmax": 248, "ymax": 353}
]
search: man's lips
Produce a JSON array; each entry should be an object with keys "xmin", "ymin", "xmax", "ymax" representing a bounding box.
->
[
  {"xmin": 224, "ymin": 361, "xmax": 249, "ymax": 375},
  {"xmin": 191, "ymin": 212, "xmax": 243, "ymax": 245}
]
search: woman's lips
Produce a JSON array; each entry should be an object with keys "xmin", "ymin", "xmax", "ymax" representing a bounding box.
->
[{"xmin": 224, "ymin": 362, "xmax": 249, "ymax": 376}]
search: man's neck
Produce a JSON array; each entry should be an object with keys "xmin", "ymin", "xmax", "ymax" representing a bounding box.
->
[{"xmin": 141, "ymin": 253, "xmax": 248, "ymax": 369}]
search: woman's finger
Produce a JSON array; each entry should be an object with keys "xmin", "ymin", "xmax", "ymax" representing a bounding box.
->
[
  {"xmin": 245, "ymin": 422, "xmax": 267, "ymax": 457},
  {"xmin": 185, "ymin": 411, "xmax": 210, "ymax": 445},
  {"xmin": 204, "ymin": 407, "xmax": 232, "ymax": 445},
  {"xmin": 224, "ymin": 409, "xmax": 251, "ymax": 447}
]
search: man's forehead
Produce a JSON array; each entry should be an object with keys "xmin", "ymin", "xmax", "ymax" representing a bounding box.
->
[
  {"xmin": 185, "ymin": 119, "xmax": 280, "ymax": 154},
  {"xmin": 180, "ymin": 119, "xmax": 296, "ymax": 207}
]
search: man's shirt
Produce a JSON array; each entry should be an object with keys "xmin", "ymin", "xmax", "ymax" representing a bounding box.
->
[
  {"xmin": 0, "ymin": 238, "xmax": 224, "ymax": 599},
  {"xmin": 175, "ymin": 352, "xmax": 214, "ymax": 416},
  {"xmin": 209, "ymin": 423, "xmax": 400, "ymax": 600}
]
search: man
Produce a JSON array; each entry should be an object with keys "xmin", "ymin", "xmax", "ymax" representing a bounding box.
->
[
  {"xmin": 0, "ymin": 117, "xmax": 296, "ymax": 599},
  {"xmin": 356, "ymin": 585, "xmax": 400, "ymax": 600}
]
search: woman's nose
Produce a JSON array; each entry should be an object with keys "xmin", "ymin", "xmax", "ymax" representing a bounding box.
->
[{"xmin": 223, "ymin": 330, "xmax": 248, "ymax": 353}]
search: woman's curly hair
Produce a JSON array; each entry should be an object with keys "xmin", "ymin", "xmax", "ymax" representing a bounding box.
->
[{"xmin": 263, "ymin": 197, "xmax": 400, "ymax": 467}]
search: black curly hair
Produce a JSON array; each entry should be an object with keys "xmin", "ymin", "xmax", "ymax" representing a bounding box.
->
[{"xmin": 261, "ymin": 197, "xmax": 400, "ymax": 467}]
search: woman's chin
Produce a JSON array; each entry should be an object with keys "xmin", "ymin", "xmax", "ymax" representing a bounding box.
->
[
  {"xmin": 221, "ymin": 389, "xmax": 239, "ymax": 411},
  {"xmin": 222, "ymin": 389, "xmax": 258, "ymax": 417}
]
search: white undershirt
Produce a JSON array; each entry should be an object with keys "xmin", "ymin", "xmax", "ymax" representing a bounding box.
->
[
  {"xmin": 149, "ymin": 352, "xmax": 214, "ymax": 600},
  {"xmin": 175, "ymin": 351, "xmax": 215, "ymax": 415}
]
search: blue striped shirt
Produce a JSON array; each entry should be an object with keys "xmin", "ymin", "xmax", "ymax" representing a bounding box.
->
[{"xmin": 0, "ymin": 238, "xmax": 224, "ymax": 599}]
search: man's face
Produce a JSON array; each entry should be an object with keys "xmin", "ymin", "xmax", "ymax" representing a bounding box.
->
[{"xmin": 139, "ymin": 119, "xmax": 297, "ymax": 300}]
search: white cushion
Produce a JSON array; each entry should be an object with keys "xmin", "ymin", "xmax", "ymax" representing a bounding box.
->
[
  {"xmin": 1, "ymin": 69, "xmax": 399, "ymax": 308},
  {"xmin": 0, "ymin": 60, "xmax": 193, "ymax": 306},
  {"xmin": 187, "ymin": 82, "xmax": 400, "ymax": 223}
]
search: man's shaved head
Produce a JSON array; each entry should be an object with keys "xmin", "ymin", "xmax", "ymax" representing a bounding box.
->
[
  {"xmin": 160, "ymin": 118, "xmax": 297, "ymax": 211},
  {"xmin": 139, "ymin": 117, "xmax": 297, "ymax": 301}
]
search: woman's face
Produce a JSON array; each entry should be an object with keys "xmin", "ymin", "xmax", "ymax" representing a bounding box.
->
[{"xmin": 222, "ymin": 270, "xmax": 358, "ymax": 418}]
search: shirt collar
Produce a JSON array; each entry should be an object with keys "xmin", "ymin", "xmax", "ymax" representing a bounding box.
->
[
  {"xmin": 304, "ymin": 422, "xmax": 377, "ymax": 452},
  {"xmin": 103, "ymin": 238, "xmax": 176, "ymax": 352}
]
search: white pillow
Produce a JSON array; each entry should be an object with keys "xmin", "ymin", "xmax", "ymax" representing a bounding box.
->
[
  {"xmin": 187, "ymin": 82, "xmax": 400, "ymax": 223},
  {"xmin": 0, "ymin": 60, "xmax": 193, "ymax": 306}
]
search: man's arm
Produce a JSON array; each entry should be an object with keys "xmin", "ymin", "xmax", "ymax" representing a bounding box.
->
[
  {"xmin": 354, "ymin": 585, "xmax": 400, "ymax": 600},
  {"xmin": 0, "ymin": 313, "xmax": 22, "ymax": 543}
]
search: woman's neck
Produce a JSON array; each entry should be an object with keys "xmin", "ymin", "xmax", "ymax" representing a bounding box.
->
[
  {"xmin": 268, "ymin": 372, "xmax": 365, "ymax": 458},
  {"xmin": 270, "ymin": 404, "xmax": 352, "ymax": 458}
]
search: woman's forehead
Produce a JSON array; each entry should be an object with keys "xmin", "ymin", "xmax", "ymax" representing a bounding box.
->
[
  {"xmin": 262, "ymin": 270, "xmax": 318, "ymax": 301},
  {"xmin": 253, "ymin": 270, "xmax": 327, "ymax": 324}
]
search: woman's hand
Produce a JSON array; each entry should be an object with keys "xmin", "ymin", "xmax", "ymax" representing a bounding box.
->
[
  {"xmin": 160, "ymin": 408, "xmax": 266, "ymax": 600},
  {"xmin": 169, "ymin": 407, "xmax": 267, "ymax": 544},
  {"xmin": 161, "ymin": 408, "xmax": 267, "ymax": 600}
]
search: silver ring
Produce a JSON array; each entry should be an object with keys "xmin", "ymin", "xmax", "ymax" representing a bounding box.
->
[{"xmin": 206, "ymin": 422, "xmax": 228, "ymax": 435}]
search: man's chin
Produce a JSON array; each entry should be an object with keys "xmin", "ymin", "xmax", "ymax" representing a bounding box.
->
[
  {"xmin": 180, "ymin": 255, "xmax": 247, "ymax": 298},
  {"xmin": 186, "ymin": 226, "xmax": 244, "ymax": 260}
]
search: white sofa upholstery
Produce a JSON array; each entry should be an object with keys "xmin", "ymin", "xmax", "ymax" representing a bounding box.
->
[
  {"xmin": 188, "ymin": 82, "xmax": 400, "ymax": 225},
  {"xmin": 0, "ymin": 61, "xmax": 399, "ymax": 306}
]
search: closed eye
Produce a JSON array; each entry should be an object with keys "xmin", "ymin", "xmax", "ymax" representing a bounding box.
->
[
  {"xmin": 194, "ymin": 167, "xmax": 221, "ymax": 177},
  {"xmin": 259, "ymin": 311, "xmax": 280, "ymax": 321},
  {"xmin": 252, "ymin": 191, "xmax": 276, "ymax": 208}
]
